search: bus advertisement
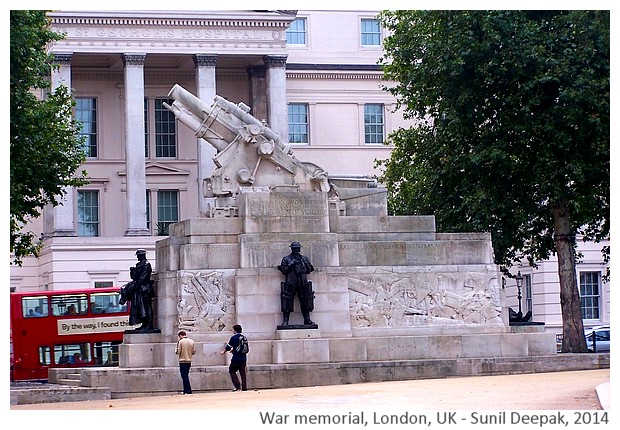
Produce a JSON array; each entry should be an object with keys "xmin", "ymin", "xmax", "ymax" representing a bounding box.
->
[{"xmin": 10, "ymin": 287, "xmax": 137, "ymax": 381}]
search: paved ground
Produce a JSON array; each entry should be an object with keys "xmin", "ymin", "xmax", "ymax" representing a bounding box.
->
[{"xmin": 11, "ymin": 369, "xmax": 609, "ymax": 413}]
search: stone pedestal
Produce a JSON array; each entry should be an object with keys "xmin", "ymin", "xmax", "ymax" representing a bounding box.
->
[
  {"xmin": 275, "ymin": 328, "xmax": 321, "ymax": 340},
  {"xmin": 111, "ymin": 190, "xmax": 555, "ymax": 377}
]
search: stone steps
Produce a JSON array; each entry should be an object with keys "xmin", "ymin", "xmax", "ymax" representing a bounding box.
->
[
  {"xmin": 10, "ymin": 384, "xmax": 111, "ymax": 405},
  {"xmin": 47, "ymin": 352, "xmax": 609, "ymax": 400}
]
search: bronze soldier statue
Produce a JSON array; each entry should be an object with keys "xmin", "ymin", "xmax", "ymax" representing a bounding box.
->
[
  {"xmin": 120, "ymin": 249, "xmax": 157, "ymax": 332},
  {"xmin": 277, "ymin": 242, "xmax": 317, "ymax": 328}
]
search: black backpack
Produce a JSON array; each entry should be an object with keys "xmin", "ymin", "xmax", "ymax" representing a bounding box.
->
[{"xmin": 235, "ymin": 334, "xmax": 249, "ymax": 354}]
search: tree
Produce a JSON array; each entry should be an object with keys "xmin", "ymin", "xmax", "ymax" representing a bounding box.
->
[
  {"xmin": 377, "ymin": 11, "xmax": 609, "ymax": 353},
  {"xmin": 10, "ymin": 10, "xmax": 87, "ymax": 265}
]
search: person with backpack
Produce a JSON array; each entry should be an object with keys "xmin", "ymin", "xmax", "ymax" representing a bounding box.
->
[{"xmin": 220, "ymin": 324, "xmax": 249, "ymax": 391}]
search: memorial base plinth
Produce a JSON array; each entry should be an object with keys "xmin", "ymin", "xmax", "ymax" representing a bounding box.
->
[
  {"xmin": 124, "ymin": 328, "xmax": 161, "ymax": 334},
  {"xmin": 275, "ymin": 328, "xmax": 321, "ymax": 340},
  {"xmin": 276, "ymin": 323, "xmax": 319, "ymax": 331}
]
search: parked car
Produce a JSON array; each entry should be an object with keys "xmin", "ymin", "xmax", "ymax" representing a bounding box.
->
[
  {"xmin": 555, "ymin": 325, "xmax": 610, "ymax": 353},
  {"xmin": 585, "ymin": 325, "xmax": 610, "ymax": 353}
]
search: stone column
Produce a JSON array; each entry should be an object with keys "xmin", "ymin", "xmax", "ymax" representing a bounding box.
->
[
  {"xmin": 247, "ymin": 66, "xmax": 268, "ymax": 122},
  {"xmin": 263, "ymin": 55, "xmax": 288, "ymax": 144},
  {"xmin": 123, "ymin": 53, "xmax": 149, "ymax": 236},
  {"xmin": 193, "ymin": 54, "xmax": 218, "ymax": 217},
  {"xmin": 47, "ymin": 53, "xmax": 77, "ymax": 237}
]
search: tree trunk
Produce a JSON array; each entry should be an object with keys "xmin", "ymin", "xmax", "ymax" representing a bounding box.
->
[{"xmin": 552, "ymin": 199, "xmax": 588, "ymax": 353}]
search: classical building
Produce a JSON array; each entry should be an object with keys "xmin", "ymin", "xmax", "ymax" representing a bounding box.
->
[{"xmin": 10, "ymin": 10, "xmax": 609, "ymax": 336}]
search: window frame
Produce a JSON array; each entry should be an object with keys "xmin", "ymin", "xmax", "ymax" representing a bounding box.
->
[
  {"xmin": 288, "ymin": 103, "xmax": 310, "ymax": 144},
  {"xmin": 364, "ymin": 103, "xmax": 385, "ymax": 144},
  {"xmin": 286, "ymin": 17, "xmax": 307, "ymax": 45},
  {"xmin": 580, "ymin": 271, "xmax": 601, "ymax": 321},
  {"xmin": 156, "ymin": 189, "xmax": 179, "ymax": 236},
  {"xmin": 77, "ymin": 189, "xmax": 100, "ymax": 237},
  {"xmin": 523, "ymin": 274, "xmax": 533, "ymax": 315},
  {"xmin": 75, "ymin": 97, "xmax": 98, "ymax": 158},
  {"xmin": 145, "ymin": 97, "xmax": 177, "ymax": 159},
  {"xmin": 360, "ymin": 18, "xmax": 382, "ymax": 47},
  {"xmin": 144, "ymin": 97, "xmax": 150, "ymax": 158}
]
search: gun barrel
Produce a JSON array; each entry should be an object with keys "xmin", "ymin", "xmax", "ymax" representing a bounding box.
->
[
  {"xmin": 213, "ymin": 95, "xmax": 282, "ymax": 145},
  {"xmin": 167, "ymin": 84, "xmax": 211, "ymax": 120}
]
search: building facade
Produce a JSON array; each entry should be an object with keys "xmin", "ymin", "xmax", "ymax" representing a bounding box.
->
[{"xmin": 10, "ymin": 10, "xmax": 610, "ymax": 335}]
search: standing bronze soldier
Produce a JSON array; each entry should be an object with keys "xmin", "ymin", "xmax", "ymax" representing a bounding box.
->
[
  {"xmin": 120, "ymin": 249, "xmax": 157, "ymax": 332},
  {"xmin": 277, "ymin": 242, "xmax": 316, "ymax": 327}
]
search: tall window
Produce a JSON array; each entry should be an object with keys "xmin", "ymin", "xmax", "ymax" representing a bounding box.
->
[
  {"xmin": 157, "ymin": 190, "xmax": 179, "ymax": 236},
  {"xmin": 155, "ymin": 98, "xmax": 176, "ymax": 158},
  {"xmin": 288, "ymin": 103, "xmax": 309, "ymax": 144},
  {"xmin": 75, "ymin": 98, "xmax": 98, "ymax": 158},
  {"xmin": 144, "ymin": 98, "xmax": 149, "ymax": 157},
  {"xmin": 146, "ymin": 190, "xmax": 151, "ymax": 231},
  {"xmin": 523, "ymin": 274, "xmax": 533, "ymax": 315},
  {"xmin": 77, "ymin": 190, "xmax": 99, "ymax": 237},
  {"xmin": 580, "ymin": 271, "xmax": 601, "ymax": 320},
  {"xmin": 361, "ymin": 19, "xmax": 381, "ymax": 46},
  {"xmin": 364, "ymin": 104, "xmax": 384, "ymax": 144},
  {"xmin": 286, "ymin": 18, "xmax": 307, "ymax": 45}
]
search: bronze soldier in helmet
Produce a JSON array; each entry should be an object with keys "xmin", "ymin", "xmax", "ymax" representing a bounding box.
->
[
  {"xmin": 277, "ymin": 242, "xmax": 316, "ymax": 327},
  {"xmin": 119, "ymin": 249, "xmax": 156, "ymax": 332}
]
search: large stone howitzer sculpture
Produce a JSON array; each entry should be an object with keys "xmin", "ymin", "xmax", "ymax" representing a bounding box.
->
[{"xmin": 164, "ymin": 85, "xmax": 333, "ymax": 216}]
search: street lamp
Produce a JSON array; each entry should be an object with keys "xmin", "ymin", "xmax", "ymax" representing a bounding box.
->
[{"xmin": 515, "ymin": 271, "xmax": 523, "ymax": 320}]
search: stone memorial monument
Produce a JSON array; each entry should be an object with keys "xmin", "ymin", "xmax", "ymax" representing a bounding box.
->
[{"xmin": 71, "ymin": 85, "xmax": 556, "ymax": 397}]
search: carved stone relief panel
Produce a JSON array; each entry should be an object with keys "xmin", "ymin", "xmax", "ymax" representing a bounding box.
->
[
  {"xmin": 348, "ymin": 268, "xmax": 502, "ymax": 327},
  {"xmin": 176, "ymin": 270, "xmax": 235, "ymax": 332}
]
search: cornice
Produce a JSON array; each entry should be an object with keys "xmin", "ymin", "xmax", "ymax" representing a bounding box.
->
[
  {"xmin": 48, "ymin": 10, "xmax": 295, "ymax": 29},
  {"xmin": 287, "ymin": 71, "xmax": 384, "ymax": 80}
]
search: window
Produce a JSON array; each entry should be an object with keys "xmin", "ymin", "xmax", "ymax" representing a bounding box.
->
[
  {"xmin": 51, "ymin": 294, "xmax": 88, "ymax": 317},
  {"xmin": 39, "ymin": 346, "xmax": 51, "ymax": 366},
  {"xmin": 146, "ymin": 190, "xmax": 151, "ymax": 231},
  {"xmin": 22, "ymin": 297, "xmax": 49, "ymax": 318},
  {"xmin": 288, "ymin": 103, "xmax": 309, "ymax": 144},
  {"xmin": 361, "ymin": 19, "xmax": 381, "ymax": 46},
  {"xmin": 77, "ymin": 190, "xmax": 99, "ymax": 237},
  {"xmin": 364, "ymin": 104, "xmax": 384, "ymax": 144},
  {"xmin": 155, "ymin": 98, "xmax": 176, "ymax": 158},
  {"xmin": 523, "ymin": 274, "xmax": 533, "ymax": 315},
  {"xmin": 54, "ymin": 343, "xmax": 91, "ymax": 365},
  {"xmin": 286, "ymin": 18, "xmax": 307, "ymax": 45},
  {"xmin": 144, "ymin": 98, "xmax": 149, "ymax": 157},
  {"xmin": 75, "ymin": 98, "xmax": 98, "ymax": 158},
  {"xmin": 94, "ymin": 341, "xmax": 121, "ymax": 366},
  {"xmin": 94, "ymin": 281, "xmax": 114, "ymax": 289},
  {"xmin": 580, "ymin": 271, "xmax": 601, "ymax": 320},
  {"xmin": 90, "ymin": 292, "xmax": 126, "ymax": 314},
  {"xmin": 157, "ymin": 190, "xmax": 179, "ymax": 236}
]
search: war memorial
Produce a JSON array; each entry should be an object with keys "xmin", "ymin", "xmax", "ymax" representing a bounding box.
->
[{"xmin": 47, "ymin": 85, "xmax": 587, "ymax": 398}]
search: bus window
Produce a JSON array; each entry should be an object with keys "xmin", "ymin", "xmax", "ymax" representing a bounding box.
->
[
  {"xmin": 94, "ymin": 341, "xmax": 121, "ymax": 366},
  {"xmin": 51, "ymin": 294, "xmax": 88, "ymax": 316},
  {"xmin": 54, "ymin": 343, "xmax": 91, "ymax": 365},
  {"xmin": 39, "ymin": 346, "xmax": 51, "ymax": 366},
  {"xmin": 22, "ymin": 297, "xmax": 49, "ymax": 318},
  {"xmin": 91, "ymin": 292, "xmax": 127, "ymax": 314}
]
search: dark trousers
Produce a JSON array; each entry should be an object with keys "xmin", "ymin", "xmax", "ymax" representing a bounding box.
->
[
  {"xmin": 179, "ymin": 362, "xmax": 192, "ymax": 394},
  {"xmin": 228, "ymin": 361, "xmax": 247, "ymax": 390}
]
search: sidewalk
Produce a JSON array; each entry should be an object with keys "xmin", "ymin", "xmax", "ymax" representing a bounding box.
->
[{"xmin": 11, "ymin": 369, "xmax": 609, "ymax": 411}]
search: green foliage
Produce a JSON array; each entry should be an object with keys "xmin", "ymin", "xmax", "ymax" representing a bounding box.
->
[
  {"xmin": 10, "ymin": 10, "xmax": 87, "ymax": 265},
  {"xmin": 377, "ymin": 10, "xmax": 609, "ymax": 272}
]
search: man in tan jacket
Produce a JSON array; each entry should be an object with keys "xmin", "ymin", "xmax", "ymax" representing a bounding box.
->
[{"xmin": 175, "ymin": 330, "xmax": 196, "ymax": 394}]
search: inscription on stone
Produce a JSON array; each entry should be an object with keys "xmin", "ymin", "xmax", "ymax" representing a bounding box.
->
[
  {"xmin": 60, "ymin": 27, "xmax": 283, "ymax": 42},
  {"xmin": 248, "ymin": 193, "xmax": 327, "ymax": 218}
]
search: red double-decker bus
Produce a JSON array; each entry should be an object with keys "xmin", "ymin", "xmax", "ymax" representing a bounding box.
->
[{"xmin": 10, "ymin": 287, "xmax": 136, "ymax": 381}]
